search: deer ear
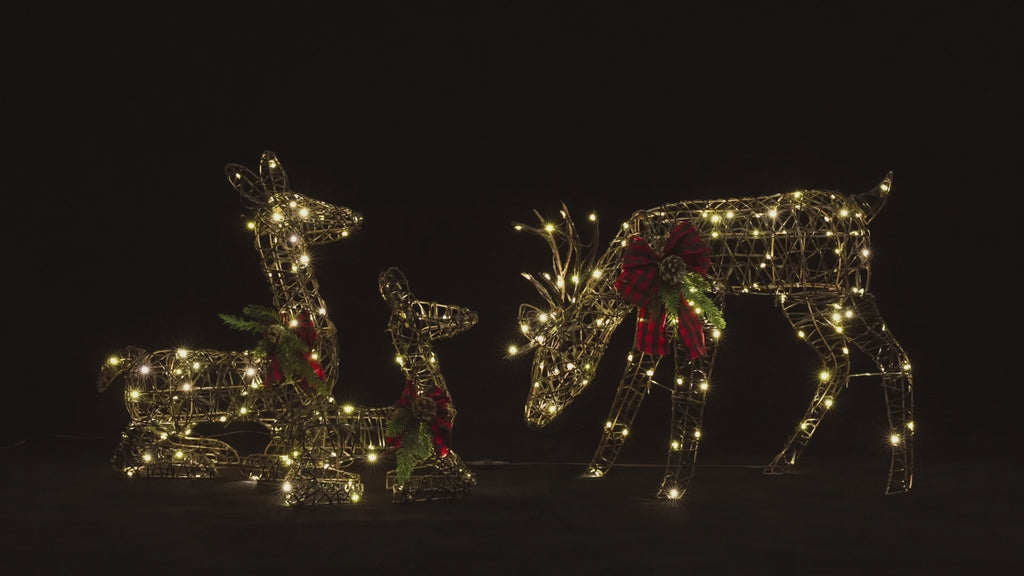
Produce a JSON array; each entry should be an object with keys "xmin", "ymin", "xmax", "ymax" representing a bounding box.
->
[
  {"xmin": 224, "ymin": 162, "xmax": 265, "ymax": 208},
  {"xmin": 258, "ymin": 150, "xmax": 290, "ymax": 195},
  {"xmin": 379, "ymin": 267, "xmax": 414, "ymax": 309}
]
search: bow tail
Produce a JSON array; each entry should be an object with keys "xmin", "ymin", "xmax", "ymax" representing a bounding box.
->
[
  {"xmin": 431, "ymin": 419, "xmax": 452, "ymax": 457},
  {"xmin": 635, "ymin": 304, "xmax": 671, "ymax": 356},
  {"xmin": 675, "ymin": 299, "xmax": 707, "ymax": 360}
]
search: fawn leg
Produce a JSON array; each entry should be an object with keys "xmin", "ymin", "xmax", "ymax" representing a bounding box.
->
[
  {"xmin": 585, "ymin": 351, "xmax": 663, "ymax": 478},
  {"xmin": 766, "ymin": 293, "xmax": 852, "ymax": 474},
  {"xmin": 657, "ymin": 335, "xmax": 719, "ymax": 499},
  {"xmin": 843, "ymin": 293, "xmax": 915, "ymax": 494}
]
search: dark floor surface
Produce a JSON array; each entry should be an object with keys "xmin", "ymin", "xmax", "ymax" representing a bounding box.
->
[{"xmin": 3, "ymin": 435, "xmax": 1018, "ymax": 575}]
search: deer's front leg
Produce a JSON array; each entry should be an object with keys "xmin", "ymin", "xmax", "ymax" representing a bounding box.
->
[
  {"xmin": 657, "ymin": 341, "xmax": 718, "ymax": 500},
  {"xmin": 585, "ymin": 351, "xmax": 662, "ymax": 478}
]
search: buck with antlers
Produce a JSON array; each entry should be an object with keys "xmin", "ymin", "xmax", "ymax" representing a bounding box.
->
[
  {"xmin": 97, "ymin": 151, "xmax": 363, "ymax": 481},
  {"xmin": 509, "ymin": 173, "xmax": 913, "ymax": 499}
]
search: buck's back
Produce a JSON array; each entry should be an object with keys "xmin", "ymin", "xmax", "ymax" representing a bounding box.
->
[{"xmin": 610, "ymin": 189, "xmax": 875, "ymax": 295}]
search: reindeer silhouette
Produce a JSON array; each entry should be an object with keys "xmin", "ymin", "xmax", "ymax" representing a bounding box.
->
[
  {"xmin": 509, "ymin": 173, "xmax": 913, "ymax": 499},
  {"xmin": 97, "ymin": 151, "xmax": 363, "ymax": 479},
  {"xmin": 280, "ymin": 267, "xmax": 478, "ymax": 505}
]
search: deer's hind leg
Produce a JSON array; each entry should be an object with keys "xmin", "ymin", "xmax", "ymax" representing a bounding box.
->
[
  {"xmin": 656, "ymin": 336, "xmax": 720, "ymax": 500},
  {"xmin": 841, "ymin": 293, "xmax": 914, "ymax": 494},
  {"xmin": 765, "ymin": 293, "xmax": 853, "ymax": 475},
  {"xmin": 585, "ymin": 351, "xmax": 663, "ymax": 479},
  {"xmin": 111, "ymin": 424, "xmax": 224, "ymax": 478}
]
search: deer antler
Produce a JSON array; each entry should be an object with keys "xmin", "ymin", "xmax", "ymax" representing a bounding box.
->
[{"xmin": 512, "ymin": 202, "xmax": 601, "ymax": 308}]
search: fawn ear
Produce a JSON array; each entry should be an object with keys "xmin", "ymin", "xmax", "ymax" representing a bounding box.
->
[
  {"xmin": 379, "ymin": 267, "xmax": 414, "ymax": 310},
  {"xmin": 258, "ymin": 150, "xmax": 290, "ymax": 196},
  {"xmin": 224, "ymin": 161, "xmax": 265, "ymax": 208}
]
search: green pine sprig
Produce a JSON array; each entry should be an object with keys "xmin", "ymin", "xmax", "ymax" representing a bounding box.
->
[
  {"xmin": 659, "ymin": 272, "xmax": 726, "ymax": 331},
  {"xmin": 681, "ymin": 272, "xmax": 726, "ymax": 330},
  {"xmin": 219, "ymin": 304, "xmax": 328, "ymax": 396},
  {"xmin": 385, "ymin": 407, "xmax": 437, "ymax": 485}
]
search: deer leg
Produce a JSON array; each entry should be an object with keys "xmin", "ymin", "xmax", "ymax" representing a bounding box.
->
[
  {"xmin": 585, "ymin": 351, "xmax": 662, "ymax": 478},
  {"xmin": 656, "ymin": 336, "xmax": 719, "ymax": 500},
  {"xmin": 111, "ymin": 424, "xmax": 222, "ymax": 478},
  {"xmin": 281, "ymin": 420, "xmax": 364, "ymax": 506},
  {"xmin": 842, "ymin": 293, "xmax": 915, "ymax": 494},
  {"xmin": 765, "ymin": 293, "xmax": 852, "ymax": 475},
  {"xmin": 387, "ymin": 450, "xmax": 478, "ymax": 503}
]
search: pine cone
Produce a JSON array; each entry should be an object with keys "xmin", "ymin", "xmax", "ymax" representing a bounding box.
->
[
  {"xmin": 265, "ymin": 324, "xmax": 288, "ymax": 345},
  {"xmin": 411, "ymin": 395, "xmax": 438, "ymax": 421},
  {"xmin": 659, "ymin": 255, "xmax": 689, "ymax": 287}
]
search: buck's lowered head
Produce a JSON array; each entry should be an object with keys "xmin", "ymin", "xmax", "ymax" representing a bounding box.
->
[{"xmin": 511, "ymin": 204, "xmax": 628, "ymax": 429}]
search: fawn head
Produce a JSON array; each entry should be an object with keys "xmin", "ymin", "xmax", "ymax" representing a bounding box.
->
[{"xmin": 379, "ymin": 267, "xmax": 478, "ymax": 344}]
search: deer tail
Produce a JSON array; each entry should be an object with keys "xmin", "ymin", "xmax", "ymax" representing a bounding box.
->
[
  {"xmin": 850, "ymin": 171, "xmax": 894, "ymax": 225},
  {"xmin": 97, "ymin": 346, "xmax": 147, "ymax": 393}
]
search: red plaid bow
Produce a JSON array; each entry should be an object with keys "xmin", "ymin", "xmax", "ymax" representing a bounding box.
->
[
  {"xmin": 615, "ymin": 221, "xmax": 711, "ymax": 359},
  {"xmin": 385, "ymin": 380, "xmax": 453, "ymax": 457}
]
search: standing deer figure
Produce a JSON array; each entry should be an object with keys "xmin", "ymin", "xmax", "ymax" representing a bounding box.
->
[
  {"xmin": 97, "ymin": 150, "xmax": 363, "ymax": 479},
  {"xmin": 509, "ymin": 173, "xmax": 913, "ymax": 500}
]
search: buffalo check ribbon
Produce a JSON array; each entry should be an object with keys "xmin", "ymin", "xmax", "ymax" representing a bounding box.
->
[{"xmin": 614, "ymin": 221, "xmax": 711, "ymax": 359}]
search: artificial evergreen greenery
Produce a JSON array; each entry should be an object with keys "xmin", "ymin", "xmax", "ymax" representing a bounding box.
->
[
  {"xmin": 657, "ymin": 271, "xmax": 726, "ymax": 332},
  {"xmin": 384, "ymin": 407, "xmax": 436, "ymax": 485},
  {"xmin": 219, "ymin": 304, "xmax": 328, "ymax": 396}
]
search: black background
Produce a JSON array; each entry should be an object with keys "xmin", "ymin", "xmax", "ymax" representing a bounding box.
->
[{"xmin": 6, "ymin": 2, "xmax": 1018, "ymax": 468}]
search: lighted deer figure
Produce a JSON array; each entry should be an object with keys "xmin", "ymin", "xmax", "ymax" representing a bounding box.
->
[
  {"xmin": 97, "ymin": 150, "xmax": 363, "ymax": 479},
  {"xmin": 509, "ymin": 173, "xmax": 913, "ymax": 500},
  {"xmin": 279, "ymin": 267, "xmax": 479, "ymax": 505},
  {"xmin": 379, "ymin": 267, "xmax": 478, "ymax": 502}
]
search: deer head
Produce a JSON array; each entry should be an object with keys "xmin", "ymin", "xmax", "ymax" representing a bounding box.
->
[
  {"xmin": 379, "ymin": 267, "xmax": 478, "ymax": 344},
  {"xmin": 511, "ymin": 204, "xmax": 631, "ymax": 429},
  {"xmin": 225, "ymin": 151, "xmax": 363, "ymax": 250}
]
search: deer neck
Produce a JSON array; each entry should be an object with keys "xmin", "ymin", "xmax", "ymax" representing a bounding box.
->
[
  {"xmin": 389, "ymin": 327, "xmax": 444, "ymax": 384},
  {"xmin": 255, "ymin": 232, "xmax": 340, "ymax": 389}
]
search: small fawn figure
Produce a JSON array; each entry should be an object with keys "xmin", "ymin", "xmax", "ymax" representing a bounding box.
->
[
  {"xmin": 379, "ymin": 267, "xmax": 479, "ymax": 503},
  {"xmin": 279, "ymin": 267, "xmax": 478, "ymax": 505},
  {"xmin": 97, "ymin": 151, "xmax": 362, "ymax": 481},
  {"xmin": 510, "ymin": 173, "xmax": 914, "ymax": 499}
]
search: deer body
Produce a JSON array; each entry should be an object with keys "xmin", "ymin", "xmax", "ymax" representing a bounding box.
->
[
  {"xmin": 513, "ymin": 173, "xmax": 913, "ymax": 499},
  {"xmin": 97, "ymin": 151, "xmax": 363, "ymax": 479}
]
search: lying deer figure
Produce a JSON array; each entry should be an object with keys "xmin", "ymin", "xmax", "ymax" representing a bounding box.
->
[
  {"xmin": 97, "ymin": 150, "xmax": 363, "ymax": 481},
  {"xmin": 509, "ymin": 172, "xmax": 913, "ymax": 499}
]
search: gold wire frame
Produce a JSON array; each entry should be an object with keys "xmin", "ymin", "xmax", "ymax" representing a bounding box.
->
[
  {"xmin": 280, "ymin": 268, "xmax": 479, "ymax": 504},
  {"xmin": 98, "ymin": 152, "xmax": 477, "ymax": 505},
  {"xmin": 98, "ymin": 151, "xmax": 371, "ymax": 502},
  {"xmin": 379, "ymin": 267, "xmax": 478, "ymax": 502},
  {"xmin": 509, "ymin": 173, "xmax": 914, "ymax": 499}
]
